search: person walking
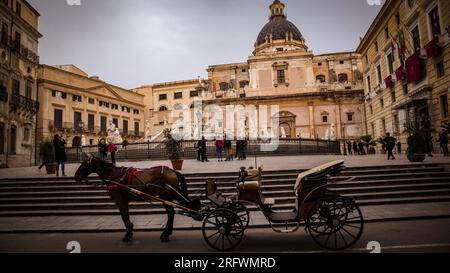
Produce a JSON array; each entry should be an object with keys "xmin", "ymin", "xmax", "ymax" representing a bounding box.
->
[
  {"xmin": 396, "ymin": 141, "xmax": 402, "ymax": 154},
  {"xmin": 383, "ymin": 133, "xmax": 397, "ymax": 160},
  {"xmin": 199, "ymin": 136, "xmax": 209, "ymax": 162},
  {"xmin": 347, "ymin": 141, "xmax": 352, "ymax": 155},
  {"xmin": 53, "ymin": 134, "xmax": 67, "ymax": 177},
  {"xmin": 196, "ymin": 139, "xmax": 202, "ymax": 161},
  {"xmin": 438, "ymin": 129, "xmax": 449, "ymax": 157},
  {"xmin": 98, "ymin": 138, "xmax": 108, "ymax": 161},
  {"xmin": 215, "ymin": 138, "xmax": 225, "ymax": 162},
  {"xmin": 108, "ymin": 139, "xmax": 117, "ymax": 166}
]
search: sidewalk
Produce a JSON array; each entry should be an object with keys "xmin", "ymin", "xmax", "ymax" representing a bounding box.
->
[
  {"xmin": 1, "ymin": 154, "xmax": 450, "ymax": 179},
  {"xmin": 0, "ymin": 202, "xmax": 449, "ymax": 233}
]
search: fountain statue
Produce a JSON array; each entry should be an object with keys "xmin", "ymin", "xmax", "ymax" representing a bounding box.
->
[
  {"xmin": 280, "ymin": 126, "xmax": 287, "ymax": 138},
  {"xmin": 324, "ymin": 123, "xmax": 337, "ymax": 141},
  {"xmin": 81, "ymin": 135, "xmax": 87, "ymax": 147},
  {"xmin": 107, "ymin": 120, "xmax": 123, "ymax": 144}
]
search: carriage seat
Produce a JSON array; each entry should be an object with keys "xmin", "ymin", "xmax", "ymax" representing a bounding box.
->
[
  {"xmin": 238, "ymin": 181, "xmax": 261, "ymax": 190},
  {"xmin": 294, "ymin": 160, "xmax": 345, "ymax": 191}
]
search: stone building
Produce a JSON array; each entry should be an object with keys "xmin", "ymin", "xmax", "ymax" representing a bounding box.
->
[
  {"xmin": 37, "ymin": 64, "xmax": 146, "ymax": 148},
  {"xmin": 357, "ymin": 0, "xmax": 449, "ymax": 147},
  {"xmin": 0, "ymin": 0, "xmax": 41, "ymax": 167}
]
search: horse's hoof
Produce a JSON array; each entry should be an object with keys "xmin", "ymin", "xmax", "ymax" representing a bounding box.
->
[{"xmin": 160, "ymin": 234, "xmax": 170, "ymax": 243}]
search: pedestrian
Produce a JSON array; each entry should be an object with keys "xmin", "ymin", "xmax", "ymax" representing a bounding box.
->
[
  {"xmin": 347, "ymin": 141, "xmax": 352, "ymax": 155},
  {"xmin": 196, "ymin": 139, "xmax": 202, "ymax": 161},
  {"xmin": 98, "ymin": 138, "xmax": 108, "ymax": 160},
  {"xmin": 353, "ymin": 141, "xmax": 359, "ymax": 155},
  {"xmin": 383, "ymin": 133, "xmax": 397, "ymax": 160},
  {"xmin": 396, "ymin": 141, "xmax": 402, "ymax": 154},
  {"xmin": 199, "ymin": 136, "xmax": 209, "ymax": 162},
  {"xmin": 224, "ymin": 137, "xmax": 233, "ymax": 161},
  {"xmin": 427, "ymin": 135, "xmax": 434, "ymax": 157},
  {"xmin": 358, "ymin": 141, "xmax": 365, "ymax": 155},
  {"xmin": 215, "ymin": 138, "xmax": 225, "ymax": 162},
  {"xmin": 108, "ymin": 139, "xmax": 117, "ymax": 166},
  {"xmin": 53, "ymin": 134, "xmax": 67, "ymax": 177},
  {"xmin": 236, "ymin": 140, "xmax": 242, "ymax": 160},
  {"xmin": 438, "ymin": 129, "xmax": 449, "ymax": 157}
]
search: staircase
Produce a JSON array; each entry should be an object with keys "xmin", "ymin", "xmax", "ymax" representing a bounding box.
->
[{"xmin": 0, "ymin": 163, "xmax": 449, "ymax": 217}]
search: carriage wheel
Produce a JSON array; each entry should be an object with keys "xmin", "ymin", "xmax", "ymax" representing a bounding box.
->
[
  {"xmin": 202, "ymin": 208, "xmax": 244, "ymax": 251},
  {"xmin": 233, "ymin": 202, "xmax": 250, "ymax": 230},
  {"xmin": 306, "ymin": 196, "xmax": 364, "ymax": 250}
]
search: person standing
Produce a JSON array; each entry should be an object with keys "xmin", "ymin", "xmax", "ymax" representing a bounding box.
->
[
  {"xmin": 98, "ymin": 138, "xmax": 108, "ymax": 161},
  {"xmin": 196, "ymin": 139, "xmax": 202, "ymax": 161},
  {"xmin": 383, "ymin": 133, "xmax": 397, "ymax": 160},
  {"xmin": 439, "ymin": 129, "xmax": 449, "ymax": 157},
  {"xmin": 224, "ymin": 137, "xmax": 232, "ymax": 161},
  {"xmin": 199, "ymin": 136, "xmax": 209, "ymax": 162},
  {"xmin": 215, "ymin": 138, "xmax": 225, "ymax": 162},
  {"xmin": 242, "ymin": 139, "xmax": 248, "ymax": 160},
  {"xmin": 108, "ymin": 139, "xmax": 117, "ymax": 166},
  {"xmin": 396, "ymin": 141, "xmax": 402, "ymax": 154},
  {"xmin": 53, "ymin": 134, "xmax": 67, "ymax": 177},
  {"xmin": 358, "ymin": 141, "xmax": 365, "ymax": 155},
  {"xmin": 353, "ymin": 141, "xmax": 359, "ymax": 155},
  {"xmin": 347, "ymin": 141, "xmax": 352, "ymax": 155}
]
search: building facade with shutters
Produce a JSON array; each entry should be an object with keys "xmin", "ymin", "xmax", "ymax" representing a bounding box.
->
[
  {"xmin": 0, "ymin": 0, "xmax": 40, "ymax": 168},
  {"xmin": 357, "ymin": 0, "xmax": 449, "ymax": 148}
]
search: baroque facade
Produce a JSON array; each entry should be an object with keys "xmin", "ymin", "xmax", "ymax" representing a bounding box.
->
[
  {"xmin": 0, "ymin": 0, "xmax": 40, "ymax": 168},
  {"xmin": 37, "ymin": 64, "xmax": 146, "ymax": 148},
  {"xmin": 357, "ymin": 0, "xmax": 450, "ymax": 147}
]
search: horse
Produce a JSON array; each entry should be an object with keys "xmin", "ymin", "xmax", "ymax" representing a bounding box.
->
[{"xmin": 74, "ymin": 153, "xmax": 200, "ymax": 243}]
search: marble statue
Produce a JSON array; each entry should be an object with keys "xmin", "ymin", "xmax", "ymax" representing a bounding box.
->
[
  {"xmin": 81, "ymin": 135, "xmax": 87, "ymax": 147},
  {"xmin": 107, "ymin": 120, "xmax": 123, "ymax": 144},
  {"xmin": 324, "ymin": 123, "xmax": 337, "ymax": 141},
  {"xmin": 280, "ymin": 126, "xmax": 287, "ymax": 138}
]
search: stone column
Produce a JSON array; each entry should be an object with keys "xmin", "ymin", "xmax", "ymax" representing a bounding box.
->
[
  {"xmin": 308, "ymin": 102, "xmax": 315, "ymax": 138},
  {"xmin": 336, "ymin": 103, "xmax": 342, "ymax": 139}
]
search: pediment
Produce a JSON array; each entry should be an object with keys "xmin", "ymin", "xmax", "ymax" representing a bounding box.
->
[{"xmin": 86, "ymin": 84, "xmax": 124, "ymax": 101}]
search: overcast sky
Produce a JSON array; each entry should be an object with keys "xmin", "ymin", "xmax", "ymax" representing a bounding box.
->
[{"xmin": 29, "ymin": 0, "xmax": 382, "ymax": 89}]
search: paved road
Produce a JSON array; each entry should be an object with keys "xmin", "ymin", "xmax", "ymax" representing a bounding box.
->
[{"xmin": 1, "ymin": 218, "xmax": 449, "ymax": 253}]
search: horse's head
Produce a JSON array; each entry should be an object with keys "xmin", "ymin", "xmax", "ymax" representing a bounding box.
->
[{"xmin": 75, "ymin": 153, "xmax": 96, "ymax": 183}]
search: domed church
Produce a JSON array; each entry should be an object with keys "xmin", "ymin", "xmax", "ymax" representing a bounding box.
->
[{"xmin": 202, "ymin": 0, "xmax": 365, "ymax": 140}]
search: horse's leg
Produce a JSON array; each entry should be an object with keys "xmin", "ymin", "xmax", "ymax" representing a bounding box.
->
[
  {"xmin": 109, "ymin": 190, "xmax": 134, "ymax": 242},
  {"xmin": 161, "ymin": 205, "xmax": 175, "ymax": 243}
]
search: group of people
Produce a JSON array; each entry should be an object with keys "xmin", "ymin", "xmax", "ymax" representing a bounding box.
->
[
  {"xmin": 98, "ymin": 138, "xmax": 118, "ymax": 165},
  {"xmin": 196, "ymin": 137, "xmax": 249, "ymax": 162},
  {"xmin": 38, "ymin": 134, "xmax": 68, "ymax": 176}
]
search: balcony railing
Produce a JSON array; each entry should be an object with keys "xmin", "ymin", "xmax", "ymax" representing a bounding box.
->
[
  {"xmin": 0, "ymin": 34, "xmax": 39, "ymax": 64},
  {"xmin": 10, "ymin": 94, "xmax": 39, "ymax": 115}
]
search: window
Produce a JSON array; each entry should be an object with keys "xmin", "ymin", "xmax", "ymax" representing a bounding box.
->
[
  {"xmin": 367, "ymin": 76, "xmax": 372, "ymax": 92},
  {"xmin": 403, "ymin": 84, "xmax": 408, "ymax": 95},
  {"xmin": 1, "ymin": 22, "xmax": 8, "ymax": 45},
  {"xmin": 74, "ymin": 111, "xmax": 82, "ymax": 130},
  {"xmin": 411, "ymin": 25, "xmax": 421, "ymax": 51},
  {"xmin": 318, "ymin": 62, "xmax": 322, "ymax": 66},
  {"xmin": 25, "ymin": 81, "xmax": 32, "ymax": 99},
  {"xmin": 159, "ymin": 94, "xmax": 167, "ymax": 101},
  {"xmin": 391, "ymin": 90, "xmax": 396, "ymax": 103},
  {"xmin": 242, "ymin": 69, "xmax": 246, "ymax": 72},
  {"xmin": 394, "ymin": 114, "xmax": 399, "ymax": 134},
  {"xmin": 122, "ymin": 106, "xmax": 130, "ymax": 113},
  {"xmin": 316, "ymin": 75, "xmax": 326, "ymax": 83},
  {"xmin": 23, "ymin": 127, "xmax": 30, "ymax": 142},
  {"xmin": 338, "ymin": 73, "xmax": 348, "ymax": 83},
  {"xmin": 112, "ymin": 118, "xmax": 118, "ymax": 128},
  {"xmin": 174, "ymin": 92, "xmax": 183, "ymax": 99},
  {"xmin": 385, "ymin": 27, "xmax": 389, "ymax": 39},
  {"xmin": 277, "ymin": 70, "xmax": 286, "ymax": 84},
  {"xmin": 377, "ymin": 64, "xmax": 382, "ymax": 84},
  {"xmin": 9, "ymin": 125, "xmax": 16, "ymax": 155},
  {"xmin": 347, "ymin": 113, "xmax": 354, "ymax": 122},
  {"xmin": 375, "ymin": 41, "xmax": 379, "ymax": 52},
  {"xmin": 134, "ymin": 122, "xmax": 140, "ymax": 137},
  {"xmin": 239, "ymin": 81, "xmax": 249, "ymax": 89},
  {"xmin": 436, "ymin": 61, "xmax": 445, "ymax": 78},
  {"xmin": 276, "ymin": 48, "xmax": 283, "ymax": 52},
  {"xmin": 219, "ymin": 82, "xmax": 229, "ymax": 91},
  {"xmin": 370, "ymin": 104, "xmax": 373, "ymax": 115},
  {"xmin": 99, "ymin": 101, "xmax": 109, "ymax": 108},
  {"xmin": 111, "ymin": 104, "xmax": 119, "ymax": 110},
  {"xmin": 159, "ymin": 106, "xmax": 168, "ymax": 112},
  {"xmin": 54, "ymin": 109, "xmax": 63, "ymax": 129},
  {"xmin": 322, "ymin": 115, "xmax": 328, "ymax": 123},
  {"xmin": 0, "ymin": 122, "xmax": 4, "ymax": 154},
  {"xmin": 52, "ymin": 90, "xmax": 67, "ymax": 99},
  {"xmin": 428, "ymin": 5, "xmax": 441, "ymax": 37},
  {"xmin": 133, "ymin": 109, "xmax": 140, "ymax": 115},
  {"xmin": 387, "ymin": 52, "xmax": 394, "ymax": 75},
  {"xmin": 88, "ymin": 98, "xmax": 95, "ymax": 104},
  {"xmin": 396, "ymin": 13, "xmax": 401, "ymax": 26},
  {"xmin": 12, "ymin": 79, "xmax": 20, "ymax": 95},
  {"xmin": 0, "ymin": 73, "xmax": 7, "ymax": 102},
  {"xmin": 123, "ymin": 120, "xmax": 128, "ymax": 135},
  {"xmin": 72, "ymin": 95, "xmax": 82, "ymax": 102},
  {"xmin": 371, "ymin": 123, "xmax": 375, "ymax": 137},
  {"xmin": 190, "ymin": 90, "xmax": 199, "ymax": 97},
  {"xmin": 440, "ymin": 94, "xmax": 449, "ymax": 119},
  {"xmin": 88, "ymin": 114, "xmax": 95, "ymax": 132},
  {"xmin": 365, "ymin": 55, "xmax": 368, "ymax": 64},
  {"xmin": 380, "ymin": 98, "xmax": 384, "ymax": 108},
  {"xmin": 382, "ymin": 119, "xmax": 386, "ymax": 135},
  {"xmin": 15, "ymin": 1, "xmax": 21, "ymax": 16},
  {"xmin": 100, "ymin": 116, "xmax": 107, "ymax": 132},
  {"xmin": 339, "ymin": 61, "xmax": 344, "ymax": 65}
]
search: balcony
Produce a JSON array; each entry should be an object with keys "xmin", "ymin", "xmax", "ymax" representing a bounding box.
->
[
  {"xmin": 1, "ymin": 34, "xmax": 39, "ymax": 64},
  {"xmin": 10, "ymin": 94, "xmax": 39, "ymax": 116}
]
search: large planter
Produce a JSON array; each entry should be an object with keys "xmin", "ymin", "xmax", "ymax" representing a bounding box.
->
[
  {"xmin": 171, "ymin": 160, "xmax": 184, "ymax": 171},
  {"xmin": 407, "ymin": 153, "xmax": 426, "ymax": 162},
  {"xmin": 45, "ymin": 163, "xmax": 57, "ymax": 174}
]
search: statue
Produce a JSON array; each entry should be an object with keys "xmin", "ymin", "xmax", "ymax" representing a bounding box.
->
[
  {"xmin": 280, "ymin": 126, "xmax": 287, "ymax": 138},
  {"xmin": 144, "ymin": 120, "xmax": 152, "ymax": 141},
  {"xmin": 106, "ymin": 120, "xmax": 123, "ymax": 144},
  {"xmin": 81, "ymin": 135, "xmax": 87, "ymax": 147},
  {"xmin": 324, "ymin": 123, "xmax": 337, "ymax": 141}
]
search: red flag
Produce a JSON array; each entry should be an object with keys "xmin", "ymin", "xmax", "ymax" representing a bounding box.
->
[
  {"xmin": 385, "ymin": 75, "xmax": 392, "ymax": 89},
  {"xmin": 395, "ymin": 66, "xmax": 404, "ymax": 81},
  {"xmin": 425, "ymin": 36, "xmax": 438, "ymax": 58},
  {"xmin": 406, "ymin": 51, "xmax": 421, "ymax": 84}
]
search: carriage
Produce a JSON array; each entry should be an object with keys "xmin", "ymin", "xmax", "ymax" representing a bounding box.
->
[
  {"xmin": 201, "ymin": 160, "xmax": 364, "ymax": 251},
  {"xmin": 76, "ymin": 157, "xmax": 363, "ymax": 251}
]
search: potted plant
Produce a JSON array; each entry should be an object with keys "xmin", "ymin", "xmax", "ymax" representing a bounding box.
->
[
  {"xmin": 404, "ymin": 122, "xmax": 428, "ymax": 162},
  {"xmin": 39, "ymin": 139, "xmax": 56, "ymax": 174},
  {"xmin": 361, "ymin": 135, "xmax": 377, "ymax": 155},
  {"xmin": 163, "ymin": 128, "xmax": 184, "ymax": 170}
]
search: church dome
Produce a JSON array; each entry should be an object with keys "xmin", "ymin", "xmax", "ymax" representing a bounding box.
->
[{"xmin": 256, "ymin": 16, "xmax": 303, "ymax": 46}]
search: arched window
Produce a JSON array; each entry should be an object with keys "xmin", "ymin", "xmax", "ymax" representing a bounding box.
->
[
  {"xmin": 316, "ymin": 75, "xmax": 326, "ymax": 83},
  {"xmin": 159, "ymin": 106, "xmax": 168, "ymax": 112},
  {"xmin": 219, "ymin": 82, "xmax": 229, "ymax": 91},
  {"xmin": 338, "ymin": 73, "xmax": 348, "ymax": 83}
]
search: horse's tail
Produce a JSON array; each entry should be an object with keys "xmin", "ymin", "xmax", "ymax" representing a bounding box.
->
[{"xmin": 175, "ymin": 171, "xmax": 189, "ymax": 199}]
